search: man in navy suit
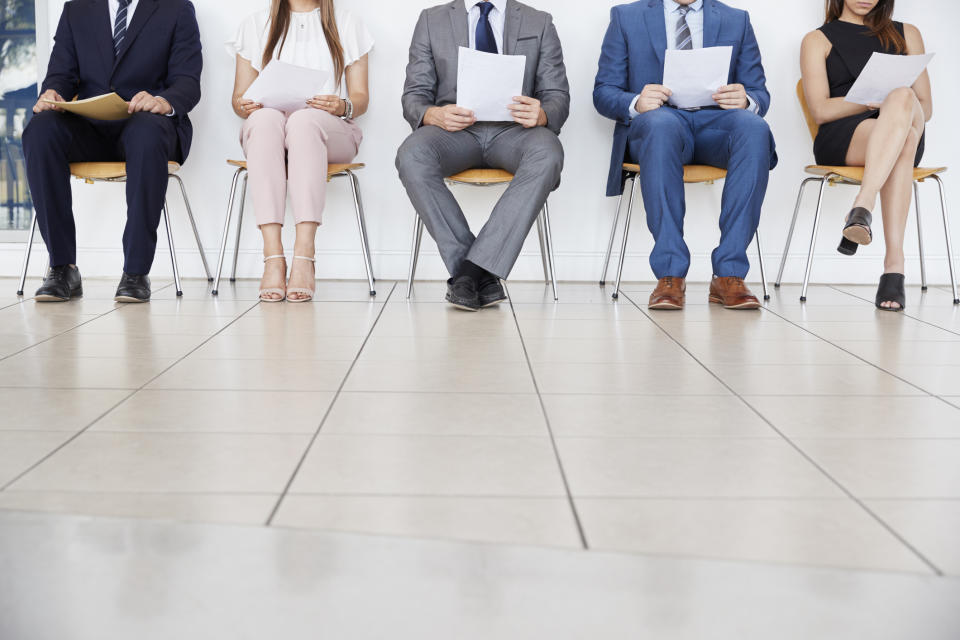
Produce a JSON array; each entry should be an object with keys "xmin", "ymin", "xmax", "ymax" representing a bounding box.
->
[
  {"xmin": 594, "ymin": 0, "xmax": 776, "ymax": 311},
  {"xmin": 23, "ymin": 0, "xmax": 202, "ymax": 302}
]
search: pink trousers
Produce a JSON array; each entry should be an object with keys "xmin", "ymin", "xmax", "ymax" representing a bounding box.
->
[{"xmin": 241, "ymin": 108, "xmax": 362, "ymax": 226}]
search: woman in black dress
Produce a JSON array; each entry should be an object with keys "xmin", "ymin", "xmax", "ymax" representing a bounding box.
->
[{"xmin": 800, "ymin": 0, "xmax": 932, "ymax": 310}]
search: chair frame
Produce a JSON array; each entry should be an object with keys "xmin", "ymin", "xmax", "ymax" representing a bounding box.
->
[
  {"xmin": 600, "ymin": 166, "xmax": 770, "ymax": 302},
  {"xmin": 211, "ymin": 162, "xmax": 376, "ymax": 297},
  {"xmin": 16, "ymin": 167, "xmax": 210, "ymax": 298},
  {"xmin": 405, "ymin": 173, "xmax": 559, "ymax": 301}
]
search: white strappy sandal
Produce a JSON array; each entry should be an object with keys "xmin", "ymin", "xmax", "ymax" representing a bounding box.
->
[
  {"xmin": 286, "ymin": 255, "xmax": 316, "ymax": 303},
  {"xmin": 259, "ymin": 255, "xmax": 287, "ymax": 302}
]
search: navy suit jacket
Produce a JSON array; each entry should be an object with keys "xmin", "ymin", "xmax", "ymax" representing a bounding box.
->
[
  {"xmin": 593, "ymin": 0, "xmax": 771, "ymax": 196},
  {"xmin": 41, "ymin": 0, "xmax": 203, "ymax": 161}
]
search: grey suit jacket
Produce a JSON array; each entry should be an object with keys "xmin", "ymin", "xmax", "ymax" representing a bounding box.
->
[{"xmin": 401, "ymin": 0, "xmax": 570, "ymax": 136}]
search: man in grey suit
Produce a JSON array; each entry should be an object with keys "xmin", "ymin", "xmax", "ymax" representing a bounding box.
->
[{"xmin": 397, "ymin": 0, "xmax": 570, "ymax": 311}]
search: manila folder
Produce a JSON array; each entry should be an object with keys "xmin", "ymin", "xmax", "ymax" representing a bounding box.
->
[{"xmin": 43, "ymin": 93, "xmax": 131, "ymax": 121}]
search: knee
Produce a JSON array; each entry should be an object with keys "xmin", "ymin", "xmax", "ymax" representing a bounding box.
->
[
  {"xmin": 882, "ymin": 87, "xmax": 920, "ymax": 120},
  {"xmin": 286, "ymin": 108, "xmax": 336, "ymax": 138},
  {"xmin": 628, "ymin": 108, "xmax": 684, "ymax": 146},
  {"xmin": 122, "ymin": 112, "xmax": 170, "ymax": 150},
  {"xmin": 22, "ymin": 111, "xmax": 72, "ymax": 148},
  {"xmin": 396, "ymin": 134, "xmax": 438, "ymax": 179},
  {"xmin": 522, "ymin": 131, "xmax": 564, "ymax": 179},
  {"xmin": 246, "ymin": 107, "xmax": 286, "ymax": 131},
  {"xmin": 730, "ymin": 111, "xmax": 772, "ymax": 145}
]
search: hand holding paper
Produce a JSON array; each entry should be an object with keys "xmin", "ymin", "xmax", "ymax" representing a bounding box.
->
[
  {"xmin": 663, "ymin": 46, "xmax": 733, "ymax": 110},
  {"xmin": 243, "ymin": 60, "xmax": 331, "ymax": 113},
  {"xmin": 844, "ymin": 52, "xmax": 934, "ymax": 106}
]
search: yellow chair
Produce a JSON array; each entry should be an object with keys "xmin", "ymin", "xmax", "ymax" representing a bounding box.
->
[
  {"xmin": 405, "ymin": 168, "xmax": 559, "ymax": 301},
  {"xmin": 600, "ymin": 164, "xmax": 769, "ymax": 301},
  {"xmin": 212, "ymin": 160, "xmax": 376, "ymax": 296},
  {"xmin": 776, "ymin": 80, "xmax": 958, "ymax": 303},
  {"xmin": 16, "ymin": 161, "xmax": 210, "ymax": 297}
]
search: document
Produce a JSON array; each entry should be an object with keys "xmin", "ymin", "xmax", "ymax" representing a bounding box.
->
[
  {"xmin": 845, "ymin": 52, "xmax": 934, "ymax": 106},
  {"xmin": 243, "ymin": 60, "xmax": 331, "ymax": 113},
  {"xmin": 43, "ymin": 92, "xmax": 131, "ymax": 120},
  {"xmin": 456, "ymin": 47, "xmax": 527, "ymax": 122},
  {"xmin": 662, "ymin": 46, "xmax": 733, "ymax": 110}
]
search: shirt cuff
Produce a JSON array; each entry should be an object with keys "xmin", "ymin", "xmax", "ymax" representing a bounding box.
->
[
  {"xmin": 158, "ymin": 96, "xmax": 176, "ymax": 117},
  {"xmin": 628, "ymin": 94, "xmax": 642, "ymax": 118},
  {"xmin": 745, "ymin": 93, "xmax": 760, "ymax": 115}
]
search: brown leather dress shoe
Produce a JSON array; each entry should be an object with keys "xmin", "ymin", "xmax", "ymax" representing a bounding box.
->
[
  {"xmin": 649, "ymin": 276, "xmax": 686, "ymax": 310},
  {"xmin": 709, "ymin": 276, "xmax": 761, "ymax": 310}
]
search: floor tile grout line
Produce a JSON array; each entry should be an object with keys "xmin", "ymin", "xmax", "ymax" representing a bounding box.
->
[
  {"xmin": 504, "ymin": 283, "xmax": 590, "ymax": 551},
  {"xmin": 618, "ymin": 290, "xmax": 945, "ymax": 577},
  {"xmin": 263, "ymin": 282, "xmax": 398, "ymax": 527},
  {"xmin": 827, "ymin": 284, "xmax": 960, "ymax": 338},
  {"xmin": 0, "ymin": 292, "xmax": 263, "ymax": 493},
  {"xmin": 0, "ymin": 282, "xmax": 177, "ymax": 364}
]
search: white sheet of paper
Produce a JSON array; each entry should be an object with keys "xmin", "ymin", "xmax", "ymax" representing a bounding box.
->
[
  {"xmin": 663, "ymin": 46, "xmax": 733, "ymax": 110},
  {"xmin": 456, "ymin": 47, "xmax": 526, "ymax": 122},
  {"xmin": 845, "ymin": 52, "xmax": 934, "ymax": 106},
  {"xmin": 243, "ymin": 60, "xmax": 330, "ymax": 113}
]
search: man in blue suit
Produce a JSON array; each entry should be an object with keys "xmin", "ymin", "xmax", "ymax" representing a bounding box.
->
[
  {"xmin": 594, "ymin": 0, "xmax": 776, "ymax": 310},
  {"xmin": 23, "ymin": 0, "xmax": 202, "ymax": 302}
]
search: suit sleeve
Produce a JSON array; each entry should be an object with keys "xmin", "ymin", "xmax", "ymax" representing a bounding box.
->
[
  {"xmin": 159, "ymin": 0, "xmax": 203, "ymax": 117},
  {"xmin": 40, "ymin": 4, "xmax": 80, "ymax": 99},
  {"xmin": 735, "ymin": 13, "xmax": 770, "ymax": 117},
  {"xmin": 401, "ymin": 10, "xmax": 438, "ymax": 130},
  {"xmin": 593, "ymin": 7, "xmax": 636, "ymax": 124},
  {"xmin": 534, "ymin": 15, "xmax": 569, "ymax": 135}
]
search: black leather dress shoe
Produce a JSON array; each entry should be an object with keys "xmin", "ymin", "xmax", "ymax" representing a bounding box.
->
[
  {"xmin": 445, "ymin": 276, "xmax": 480, "ymax": 312},
  {"xmin": 35, "ymin": 265, "xmax": 83, "ymax": 302},
  {"xmin": 478, "ymin": 277, "xmax": 507, "ymax": 308},
  {"xmin": 115, "ymin": 273, "xmax": 151, "ymax": 303}
]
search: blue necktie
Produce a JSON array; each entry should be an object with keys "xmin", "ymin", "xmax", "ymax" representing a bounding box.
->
[
  {"xmin": 475, "ymin": 2, "xmax": 498, "ymax": 54},
  {"xmin": 113, "ymin": 0, "xmax": 131, "ymax": 57}
]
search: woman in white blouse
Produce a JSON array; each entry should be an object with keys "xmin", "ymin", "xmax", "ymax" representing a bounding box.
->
[{"xmin": 228, "ymin": 0, "xmax": 373, "ymax": 302}]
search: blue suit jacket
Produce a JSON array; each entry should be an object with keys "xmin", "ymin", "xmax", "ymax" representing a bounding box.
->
[
  {"xmin": 41, "ymin": 0, "xmax": 203, "ymax": 161},
  {"xmin": 593, "ymin": 0, "xmax": 770, "ymax": 196}
]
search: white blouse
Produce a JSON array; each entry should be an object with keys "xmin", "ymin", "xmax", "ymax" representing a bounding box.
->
[{"xmin": 226, "ymin": 7, "xmax": 374, "ymax": 98}]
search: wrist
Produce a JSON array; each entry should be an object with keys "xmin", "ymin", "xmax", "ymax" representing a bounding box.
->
[{"xmin": 537, "ymin": 108, "xmax": 547, "ymax": 127}]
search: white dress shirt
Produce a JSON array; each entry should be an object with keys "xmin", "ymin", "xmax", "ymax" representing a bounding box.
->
[
  {"xmin": 630, "ymin": 0, "xmax": 759, "ymax": 116},
  {"xmin": 108, "ymin": 0, "xmax": 140, "ymax": 33},
  {"xmin": 465, "ymin": 0, "xmax": 506, "ymax": 52}
]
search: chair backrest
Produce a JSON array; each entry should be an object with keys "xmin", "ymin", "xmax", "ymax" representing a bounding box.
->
[{"xmin": 796, "ymin": 79, "xmax": 820, "ymax": 142}]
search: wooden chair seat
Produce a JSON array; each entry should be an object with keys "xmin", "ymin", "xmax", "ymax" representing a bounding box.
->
[
  {"xmin": 226, "ymin": 159, "xmax": 365, "ymax": 179},
  {"xmin": 622, "ymin": 163, "xmax": 728, "ymax": 184},
  {"xmin": 447, "ymin": 168, "xmax": 514, "ymax": 184},
  {"xmin": 70, "ymin": 161, "xmax": 181, "ymax": 181},
  {"xmin": 804, "ymin": 165, "xmax": 946, "ymax": 184}
]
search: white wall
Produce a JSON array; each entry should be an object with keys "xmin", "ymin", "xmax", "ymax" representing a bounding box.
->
[{"xmin": 5, "ymin": 0, "xmax": 959, "ymax": 284}]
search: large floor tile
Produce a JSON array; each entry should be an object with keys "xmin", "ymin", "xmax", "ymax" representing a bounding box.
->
[
  {"xmin": 506, "ymin": 282, "xmax": 623, "ymax": 304},
  {"xmin": 22, "ymin": 332, "xmax": 207, "ymax": 359},
  {"xmin": 797, "ymin": 439, "xmax": 960, "ymax": 498},
  {"xmin": 0, "ymin": 354, "xmax": 176, "ymax": 389},
  {"xmin": 92, "ymin": 389, "xmax": 333, "ymax": 434},
  {"xmin": 557, "ymin": 437, "xmax": 842, "ymax": 498},
  {"xmin": 746, "ymin": 396, "xmax": 960, "ymax": 438},
  {"xmin": 372, "ymin": 306, "xmax": 519, "ymax": 338},
  {"xmin": 532, "ymin": 362, "xmax": 730, "ymax": 395},
  {"xmin": 219, "ymin": 309, "xmax": 381, "ymax": 337},
  {"xmin": 660, "ymin": 320, "xmax": 818, "ymax": 343},
  {"xmin": 191, "ymin": 333, "xmax": 366, "ymax": 361},
  {"xmin": 886, "ymin": 366, "xmax": 960, "ymax": 396},
  {"xmin": 511, "ymin": 302, "xmax": 648, "ymax": 321},
  {"xmin": 344, "ymin": 360, "xmax": 535, "ymax": 393},
  {"xmin": 0, "ymin": 491, "xmax": 275, "ymax": 526},
  {"xmin": 115, "ymin": 299, "xmax": 258, "ymax": 317},
  {"xmin": 147, "ymin": 358, "xmax": 352, "ymax": 391},
  {"xmin": 866, "ymin": 499, "xmax": 960, "ymax": 576},
  {"xmin": 543, "ymin": 394, "xmax": 773, "ymax": 437},
  {"xmin": 71, "ymin": 313, "xmax": 234, "ymax": 336},
  {"xmin": 522, "ymin": 336, "xmax": 693, "ymax": 364},
  {"xmin": 357, "ymin": 335, "xmax": 526, "ymax": 363},
  {"xmin": 834, "ymin": 340, "xmax": 960, "ymax": 367},
  {"xmin": 289, "ymin": 434, "xmax": 566, "ymax": 497},
  {"xmin": 0, "ymin": 333, "xmax": 39, "ymax": 358},
  {"xmin": 323, "ymin": 392, "xmax": 546, "ymax": 436},
  {"xmin": 709, "ymin": 364, "xmax": 923, "ymax": 396},
  {"xmin": 8, "ymin": 432, "xmax": 310, "ymax": 493},
  {"xmin": 517, "ymin": 317, "xmax": 662, "ymax": 340},
  {"xmin": 273, "ymin": 495, "xmax": 581, "ymax": 548},
  {"xmin": 578, "ymin": 498, "xmax": 929, "ymax": 573},
  {"xmin": 797, "ymin": 320, "xmax": 960, "ymax": 342},
  {"xmin": 680, "ymin": 338, "xmax": 861, "ymax": 366},
  {"xmin": 0, "ymin": 431, "xmax": 73, "ymax": 486},
  {"xmin": 0, "ymin": 388, "xmax": 131, "ymax": 432}
]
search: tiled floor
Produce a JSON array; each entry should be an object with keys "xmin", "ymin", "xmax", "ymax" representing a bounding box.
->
[{"xmin": 1, "ymin": 276, "xmax": 960, "ymax": 581}]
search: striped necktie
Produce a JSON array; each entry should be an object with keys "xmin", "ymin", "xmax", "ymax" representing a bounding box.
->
[
  {"xmin": 113, "ymin": 0, "xmax": 132, "ymax": 57},
  {"xmin": 675, "ymin": 6, "xmax": 693, "ymax": 50}
]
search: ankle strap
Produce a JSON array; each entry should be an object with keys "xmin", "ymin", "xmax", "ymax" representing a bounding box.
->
[
  {"xmin": 293, "ymin": 255, "xmax": 316, "ymax": 263},
  {"xmin": 263, "ymin": 255, "xmax": 286, "ymax": 263}
]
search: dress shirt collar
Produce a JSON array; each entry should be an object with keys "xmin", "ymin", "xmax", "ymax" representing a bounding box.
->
[
  {"xmin": 464, "ymin": 0, "xmax": 507, "ymax": 15},
  {"xmin": 664, "ymin": 0, "xmax": 704, "ymax": 14}
]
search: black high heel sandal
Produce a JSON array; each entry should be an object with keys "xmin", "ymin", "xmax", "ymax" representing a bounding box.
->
[
  {"xmin": 876, "ymin": 273, "xmax": 906, "ymax": 312},
  {"xmin": 842, "ymin": 207, "xmax": 873, "ymax": 246},
  {"xmin": 837, "ymin": 237, "xmax": 859, "ymax": 256}
]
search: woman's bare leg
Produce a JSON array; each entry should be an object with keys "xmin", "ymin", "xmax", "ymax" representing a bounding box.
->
[
  {"xmin": 260, "ymin": 223, "xmax": 286, "ymax": 301},
  {"xmin": 288, "ymin": 222, "xmax": 318, "ymax": 301}
]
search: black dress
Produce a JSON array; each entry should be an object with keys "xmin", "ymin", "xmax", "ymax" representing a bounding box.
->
[{"xmin": 813, "ymin": 20, "xmax": 924, "ymax": 167}]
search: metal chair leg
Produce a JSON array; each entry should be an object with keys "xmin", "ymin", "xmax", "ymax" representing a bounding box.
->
[
  {"xmin": 776, "ymin": 177, "xmax": 818, "ymax": 288},
  {"xmin": 230, "ymin": 173, "xmax": 248, "ymax": 282},
  {"xmin": 542, "ymin": 200, "xmax": 559, "ymax": 301},
  {"xmin": 162, "ymin": 199, "xmax": 182, "ymax": 297},
  {"xmin": 931, "ymin": 174, "xmax": 959, "ymax": 304},
  {"xmin": 755, "ymin": 231, "xmax": 769, "ymax": 301},
  {"xmin": 600, "ymin": 181, "xmax": 628, "ymax": 286},
  {"xmin": 800, "ymin": 177, "xmax": 831, "ymax": 302},
  {"xmin": 406, "ymin": 215, "xmax": 425, "ymax": 299},
  {"xmin": 535, "ymin": 215, "xmax": 550, "ymax": 282},
  {"xmin": 17, "ymin": 216, "xmax": 38, "ymax": 296},
  {"xmin": 212, "ymin": 167, "xmax": 244, "ymax": 296},
  {"xmin": 613, "ymin": 175, "xmax": 640, "ymax": 300},
  {"xmin": 348, "ymin": 171, "xmax": 376, "ymax": 296},
  {"xmin": 914, "ymin": 181, "xmax": 928, "ymax": 291},
  {"xmin": 171, "ymin": 174, "xmax": 212, "ymax": 282}
]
